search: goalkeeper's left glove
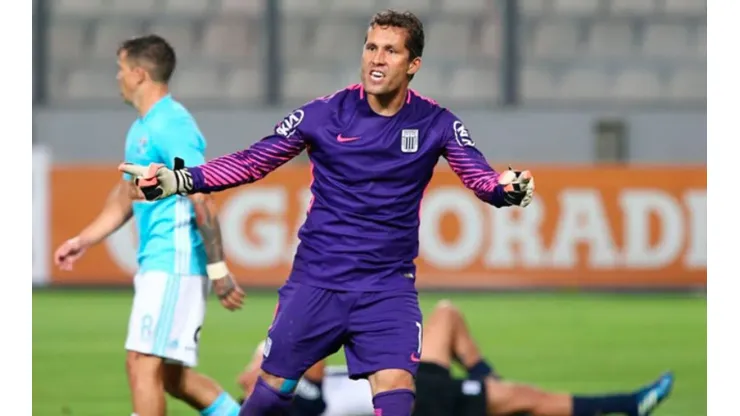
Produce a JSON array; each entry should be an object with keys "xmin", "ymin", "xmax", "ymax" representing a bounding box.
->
[
  {"xmin": 498, "ymin": 167, "xmax": 535, "ymax": 207},
  {"xmin": 118, "ymin": 157, "xmax": 194, "ymax": 201}
]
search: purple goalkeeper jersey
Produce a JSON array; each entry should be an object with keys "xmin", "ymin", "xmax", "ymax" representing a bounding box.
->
[{"xmin": 188, "ymin": 85, "xmax": 510, "ymax": 291}]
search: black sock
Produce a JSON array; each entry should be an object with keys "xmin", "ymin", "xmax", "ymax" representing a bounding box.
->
[
  {"xmin": 467, "ymin": 359, "xmax": 494, "ymax": 379},
  {"xmin": 572, "ymin": 393, "xmax": 637, "ymax": 416},
  {"xmin": 290, "ymin": 379, "xmax": 327, "ymax": 416}
]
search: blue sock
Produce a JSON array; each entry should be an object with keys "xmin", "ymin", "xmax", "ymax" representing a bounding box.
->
[
  {"xmin": 572, "ymin": 393, "xmax": 637, "ymax": 416},
  {"xmin": 239, "ymin": 377, "xmax": 294, "ymax": 416},
  {"xmin": 201, "ymin": 391, "xmax": 241, "ymax": 416},
  {"xmin": 372, "ymin": 389, "xmax": 415, "ymax": 416}
]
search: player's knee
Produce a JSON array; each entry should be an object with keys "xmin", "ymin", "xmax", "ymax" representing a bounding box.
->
[
  {"xmin": 433, "ymin": 299, "xmax": 460, "ymax": 320},
  {"xmin": 126, "ymin": 351, "xmax": 165, "ymax": 393},
  {"xmin": 370, "ymin": 369, "xmax": 416, "ymax": 394},
  {"xmin": 258, "ymin": 369, "xmax": 299, "ymax": 394},
  {"xmin": 162, "ymin": 367, "xmax": 185, "ymax": 398},
  {"xmin": 486, "ymin": 379, "xmax": 547, "ymax": 415},
  {"xmin": 126, "ymin": 351, "xmax": 161, "ymax": 381},
  {"xmin": 125, "ymin": 352, "xmax": 137, "ymax": 380}
]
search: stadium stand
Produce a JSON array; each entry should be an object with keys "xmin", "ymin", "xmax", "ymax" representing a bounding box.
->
[{"xmin": 45, "ymin": 0, "xmax": 706, "ymax": 106}]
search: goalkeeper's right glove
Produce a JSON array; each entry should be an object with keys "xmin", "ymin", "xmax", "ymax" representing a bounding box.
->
[{"xmin": 118, "ymin": 157, "xmax": 194, "ymax": 201}]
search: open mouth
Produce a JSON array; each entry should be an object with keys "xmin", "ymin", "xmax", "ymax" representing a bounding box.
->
[{"xmin": 370, "ymin": 70, "xmax": 385, "ymax": 81}]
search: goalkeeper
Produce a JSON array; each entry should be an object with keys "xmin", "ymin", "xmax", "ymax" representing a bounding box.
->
[{"xmin": 118, "ymin": 9, "xmax": 535, "ymax": 415}]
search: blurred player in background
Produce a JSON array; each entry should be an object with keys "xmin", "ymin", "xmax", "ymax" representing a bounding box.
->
[
  {"xmin": 238, "ymin": 300, "xmax": 674, "ymax": 416},
  {"xmin": 53, "ymin": 35, "xmax": 244, "ymax": 416},
  {"xmin": 120, "ymin": 10, "xmax": 535, "ymax": 416}
]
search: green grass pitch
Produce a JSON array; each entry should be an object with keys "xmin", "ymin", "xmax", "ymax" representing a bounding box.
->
[{"xmin": 32, "ymin": 290, "xmax": 706, "ymax": 415}]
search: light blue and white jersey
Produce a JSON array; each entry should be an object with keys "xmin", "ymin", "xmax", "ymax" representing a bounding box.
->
[{"xmin": 123, "ymin": 94, "xmax": 207, "ymax": 276}]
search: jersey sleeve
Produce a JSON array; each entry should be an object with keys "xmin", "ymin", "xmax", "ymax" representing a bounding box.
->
[
  {"xmin": 440, "ymin": 116, "xmax": 510, "ymax": 208},
  {"xmin": 187, "ymin": 107, "xmax": 311, "ymax": 193}
]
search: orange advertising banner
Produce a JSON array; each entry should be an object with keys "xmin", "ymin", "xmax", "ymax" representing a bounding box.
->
[{"xmin": 49, "ymin": 165, "xmax": 706, "ymax": 289}]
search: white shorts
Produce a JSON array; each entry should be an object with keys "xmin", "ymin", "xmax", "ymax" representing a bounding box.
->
[
  {"xmin": 125, "ymin": 271, "xmax": 209, "ymax": 367},
  {"xmin": 322, "ymin": 366, "xmax": 374, "ymax": 416}
]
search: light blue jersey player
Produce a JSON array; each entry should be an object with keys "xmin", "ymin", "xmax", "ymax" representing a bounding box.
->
[
  {"xmin": 54, "ymin": 35, "xmax": 244, "ymax": 416},
  {"xmin": 122, "ymin": 93, "xmax": 208, "ymax": 280}
]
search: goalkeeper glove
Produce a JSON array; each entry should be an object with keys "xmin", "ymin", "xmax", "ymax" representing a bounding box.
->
[
  {"xmin": 498, "ymin": 166, "xmax": 535, "ymax": 207},
  {"xmin": 118, "ymin": 157, "xmax": 194, "ymax": 201}
]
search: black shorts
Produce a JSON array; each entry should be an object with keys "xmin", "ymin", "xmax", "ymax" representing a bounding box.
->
[{"xmin": 413, "ymin": 362, "xmax": 488, "ymax": 416}]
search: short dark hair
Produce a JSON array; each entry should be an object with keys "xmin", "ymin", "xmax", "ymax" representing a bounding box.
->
[
  {"xmin": 368, "ymin": 9, "xmax": 425, "ymax": 60},
  {"xmin": 117, "ymin": 35, "xmax": 176, "ymax": 83}
]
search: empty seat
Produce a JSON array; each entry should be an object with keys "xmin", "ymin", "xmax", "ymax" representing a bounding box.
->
[
  {"xmin": 162, "ymin": 0, "xmax": 209, "ymax": 15},
  {"xmin": 326, "ymin": 0, "xmax": 379, "ymax": 16},
  {"xmin": 424, "ymin": 22, "xmax": 472, "ymax": 59},
  {"xmin": 448, "ymin": 68, "xmax": 498, "ymax": 102},
  {"xmin": 612, "ymin": 69, "xmax": 663, "ymax": 101},
  {"xmin": 559, "ymin": 68, "xmax": 610, "ymax": 100},
  {"xmin": 532, "ymin": 23, "xmax": 580, "ymax": 58},
  {"xmin": 695, "ymin": 25, "xmax": 706, "ymax": 58},
  {"xmin": 92, "ymin": 22, "xmax": 145, "ymax": 58},
  {"xmin": 281, "ymin": 20, "xmax": 312, "ymax": 62},
  {"xmin": 668, "ymin": 69, "xmax": 706, "ymax": 101},
  {"xmin": 202, "ymin": 20, "xmax": 253, "ymax": 60},
  {"xmin": 314, "ymin": 23, "xmax": 366, "ymax": 58},
  {"xmin": 520, "ymin": 66, "xmax": 557, "ymax": 101},
  {"xmin": 170, "ymin": 67, "xmax": 221, "ymax": 99},
  {"xmin": 53, "ymin": 0, "xmax": 105, "ymax": 16},
  {"xmin": 387, "ymin": 0, "xmax": 433, "ymax": 14},
  {"xmin": 110, "ymin": 0, "xmax": 156, "ymax": 15},
  {"xmin": 519, "ymin": 0, "xmax": 549, "ymax": 17},
  {"xmin": 662, "ymin": 0, "xmax": 707, "ymax": 16},
  {"xmin": 642, "ymin": 23, "xmax": 691, "ymax": 58},
  {"xmin": 48, "ymin": 22, "xmax": 87, "ymax": 60},
  {"xmin": 66, "ymin": 68, "xmax": 119, "ymax": 99},
  {"xmin": 283, "ymin": 68, "xmax": 338, "ymax": 102},
  {"xmin": 224, "ymin": 67, "xmax": 262, "ymax": 101},
  {"xmin": 46, "ymin": 65, "xmax": 69, "ymax": 102},
  {"xmin": 588, "ymin": 22, "xmax": 634, "ymax": 56},
  {"xmin": 220, "ymin": 0, "xmax": 264, "ymax": 17},
  {"xmin": 480, "ymin": 22, "xmax": 500, "ymax": 58},
  {"xmin": 408, "ymin": 67, "xmax": 446, "ymax": 99},
  {"xmin": 282, "ymin": 0, "xmax": 323, "ymax": 17},
  {"xmin": 147, "ymin": 22, "xmax": 197, "ymax": 58},
  {"xmin": 553, "ymin": 0, "xmax": 601, "ymax": 16},
  {"xmin": 608, "ymin": 0, "xmax": 657, "ymax": 15},
  {"xmin": 440, "ymin": 0, "xmax": 488, "ymax": 15}
]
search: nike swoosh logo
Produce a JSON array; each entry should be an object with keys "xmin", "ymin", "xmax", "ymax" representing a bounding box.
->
[{"xmin": 337, "ymin": 134, "xmax": 360, "ymax": 143}]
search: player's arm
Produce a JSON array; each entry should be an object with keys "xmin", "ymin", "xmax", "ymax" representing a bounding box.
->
[
  {"xmin": 188, "ymin": 128, "xmax": 306, "ymax": 194},
  {"xmin": 190, "ymin": 192, "xmax": 244, "ymax": 310},
  {"xmin": 441, "ymin": 119, "xmax": 534, "ymax": 208},
  {"xmin": 153, "ymin": 121, "xmax": 245, "ymax": 311},
  {"xmin": 80, "ymin": 180, "xmax": 137, "ymax": 244},
  {"xmin": 119, "ymin": 110, "xmax": 311, "ymax": 200},
  {"xmin": 54, "ymin": 180, "xmax": 136, "ymax": 270}
]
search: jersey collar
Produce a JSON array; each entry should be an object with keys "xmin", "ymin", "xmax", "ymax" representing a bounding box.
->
[{"xmin": 356, "ymin": 85, "xmax": 413, "ymax": 119}]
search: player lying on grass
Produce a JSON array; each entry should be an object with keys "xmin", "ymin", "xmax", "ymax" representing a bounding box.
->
[{"xmin": 237, "ymin": 300, "xmax": 674, "ymax": 416}]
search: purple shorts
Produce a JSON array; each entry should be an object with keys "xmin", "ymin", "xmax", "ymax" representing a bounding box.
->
[{"xmin": 260, "ymin": 281, "xmax": 423, "ymax": 380}]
